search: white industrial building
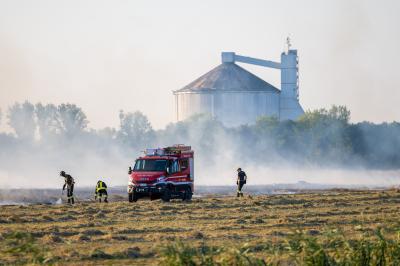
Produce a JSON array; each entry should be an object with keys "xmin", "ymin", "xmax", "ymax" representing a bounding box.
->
[{"xmin": 173, "ymin": 43, "xmax": 304, "ymax": 127}]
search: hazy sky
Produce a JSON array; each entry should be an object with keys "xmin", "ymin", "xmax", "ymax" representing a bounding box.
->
[{"xmin": 0, "ymin": 0, "xmax": 399, "ymax": 129}]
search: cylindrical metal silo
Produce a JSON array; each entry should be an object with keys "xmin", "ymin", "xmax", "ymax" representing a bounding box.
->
[{"xmin": 173, "ymin": 63, "xmax": 280, "ymax": 127}]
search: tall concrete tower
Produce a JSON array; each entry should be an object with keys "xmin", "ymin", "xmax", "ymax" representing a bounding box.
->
[{"xmin": 279, "ymin": 49, "xmax": 303, "ymax": 120}]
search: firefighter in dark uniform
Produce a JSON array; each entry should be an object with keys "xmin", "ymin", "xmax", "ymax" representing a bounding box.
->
[
  {"xmin": 95, "ymin": 180, "xmax": 108, "ymax": 203},
  {"xmin": 236, "ymin": 168, "xmax": 247, "ymax": 197},
  {"xmin": 60, "ymin": 171, "xmax": 75, "ymax": 204}
]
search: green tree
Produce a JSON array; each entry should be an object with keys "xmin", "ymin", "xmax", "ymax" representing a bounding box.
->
[
  {"xmin": 253, "ymin": 116, "xmax": 280, "ymax": 158},
  {"xmin": 296, "ymin": 106, "xmax": 352, "ymax": 164},
  {"xmin": 298, "ymin": 105, "xmax": 350, "ymax": 128},
  {"xmin": 329, "ymin": 105, "xmax": 351, "ymax": 124},
  {"xmin": 118, "ymin": 110, "xmax": 154, "ymax": 150},
  {"xmin": 57, "ymin": 103, "xmax": 88, "ymax": 138},
  {"xmin": 255, "ymin": 115, "xmax": 279, "ymax": 133},
  {"xmin": 35, "ymin": 103, "xmax": 61, "ymax": 139},
  {"xmin": 7, "ymin": 101, "xmax": 36, "ymax": 142}
]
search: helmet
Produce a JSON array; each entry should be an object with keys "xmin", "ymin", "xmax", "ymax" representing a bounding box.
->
[
  {"xmin": 237, "ymin": 168, "xmax": 242, "ymax": 172},
  {"xmin": 60, "ymin": 171, "xmax": 66, "ymax": 176}
]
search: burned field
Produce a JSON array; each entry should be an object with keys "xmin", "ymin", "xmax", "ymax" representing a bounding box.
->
[{"xmin": 1, "ymin": 190, "xmax": 400, "ymax": 265}]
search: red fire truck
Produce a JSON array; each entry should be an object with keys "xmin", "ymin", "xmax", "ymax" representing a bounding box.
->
[{"xmin": 127, "ymin": 145, "xmax": 194, "ymax": 202}]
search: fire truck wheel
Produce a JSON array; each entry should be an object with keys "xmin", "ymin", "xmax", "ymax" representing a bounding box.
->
[
  {"xmin": 128, "ymin": 192, "xmax": 138, "ymax": 202},
  {"xmin": 161, "ymin": 187, "xmax": 171, "ymax": 202},
  {"xmin": 128, "ymin": 193, "xmax": 133, "ymax": 202},
  {"xmin": 182, "ymin": 187, "xmax": 192, "ymax": 201}
]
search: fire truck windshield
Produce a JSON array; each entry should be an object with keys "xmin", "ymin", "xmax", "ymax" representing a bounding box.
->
[{"xmin": 133, "ymin": 159, "xmax": 167, "ymax": 172}]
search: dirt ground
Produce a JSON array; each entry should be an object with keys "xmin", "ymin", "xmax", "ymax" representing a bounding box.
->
[{"xmin": 1, "ymin": 189, "xmax": 400, "ymax": 265}]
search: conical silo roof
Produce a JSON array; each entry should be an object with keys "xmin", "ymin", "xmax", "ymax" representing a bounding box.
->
[{"xmin": 175, "ymin": 63, "xmax": 280, "ymax": 93}]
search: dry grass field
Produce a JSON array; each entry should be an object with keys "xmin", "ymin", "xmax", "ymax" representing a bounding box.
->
[{"xmin": 1, "ymin": 190, "xmax": 400, "ymax": 265}]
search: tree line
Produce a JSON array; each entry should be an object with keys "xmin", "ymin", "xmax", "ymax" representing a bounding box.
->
[{"xmin": 0, "ymin": 101, "xmax": 399, "ymax": 172}]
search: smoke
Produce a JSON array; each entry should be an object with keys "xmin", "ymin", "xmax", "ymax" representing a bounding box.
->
[
  {"xmin": 188, "ymin": 121, "xmax": 400, "ymax": 187},
  {"xmin": 0, "ymin": 138, "xmax": 128, "ymax": 189},
  {"xmin": 0, "ymin": 102, "xmax": 132, "ymax": 189},
  {"xmin": 197, "ymin": 165, "xmax": 400, "ymax": 187},
  {"xmin": 0, "ymin": 102, "xmax": 400, "ymax": 190}
]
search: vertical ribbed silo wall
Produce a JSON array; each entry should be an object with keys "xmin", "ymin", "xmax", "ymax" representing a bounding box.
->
[
  {"xmin": 213, "ymin": 92, "xmax": 280, "ymax": 127},
  {"xmin": 176, "ymin": 91, "xmax": 280, "ymax": 126},
  {"xmin": 176, "ymin": 93, "xmax": 213, "ymax": 121}
]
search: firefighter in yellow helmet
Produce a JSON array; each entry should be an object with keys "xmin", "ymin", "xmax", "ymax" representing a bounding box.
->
[{"xmin": 94, "ymin": 180, "xmax": 108, "ymax": 203}]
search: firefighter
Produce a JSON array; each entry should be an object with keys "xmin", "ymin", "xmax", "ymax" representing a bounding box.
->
[
  {"xmin": 236, "ymin": 167, "xmax": 247, "ymax": 197},
  {"xmin": 94, "ymin": 180, "xmax": 108, "ymax": 203},
  {"xmin": 60, "ymin": 171, "xmax": 75, "ymax": 204}
]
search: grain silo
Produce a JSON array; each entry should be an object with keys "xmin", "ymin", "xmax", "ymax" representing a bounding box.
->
[{"xmin": 173, "ymin": 41, "xmax": 304, "ymax": 127}]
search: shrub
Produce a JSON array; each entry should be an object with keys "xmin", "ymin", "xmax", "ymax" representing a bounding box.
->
[
  {"xmin": 284, "ymin": 228, "xmax": 400, "ymax": 265},
  {"xmin": 160, "ymin": 241, "xmax": 265, "ymax": 266}
]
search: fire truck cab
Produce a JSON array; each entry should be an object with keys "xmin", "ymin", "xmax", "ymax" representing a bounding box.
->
[{"xmin": 127, "ymin": 145, "xmax": 194, "ymax": 202}]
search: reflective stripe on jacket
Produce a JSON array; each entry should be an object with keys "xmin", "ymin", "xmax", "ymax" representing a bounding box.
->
[{"xmin": 96, "ymin": 181, "xmax": 107, "ymax": 192}]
